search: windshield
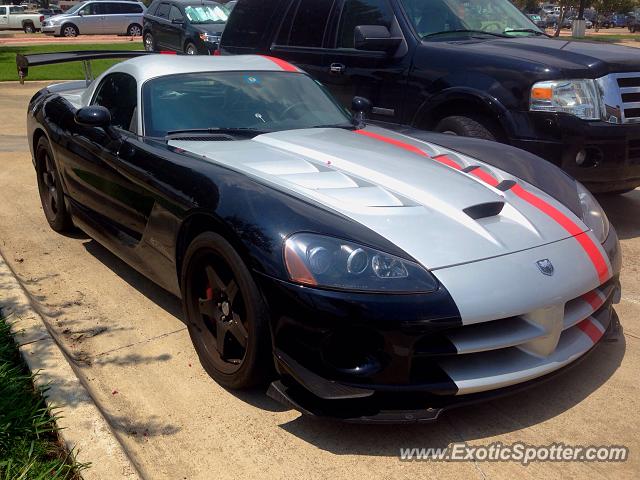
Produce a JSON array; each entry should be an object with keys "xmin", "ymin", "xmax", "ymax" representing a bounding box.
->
[
  {"xmin": 64, "ymin": 2, "xmax": 85, "ymax": 15},
  {"xmin": 184, "ymin": 4, "xmax": 229, "ymax": 24},
  {"xmin": 400, "ymin": 0, "xmax": 542, "ymax": 37},
  {"xmin": 143, "ymin": 72, "xmax": 353, "ymax": 137}
]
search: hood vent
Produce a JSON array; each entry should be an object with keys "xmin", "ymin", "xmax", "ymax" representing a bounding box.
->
[
  {"xmin": 463, "ymin": 201, "xmax": 505, "ymax": 220},
  {"xmin": 166, "ymin": 134, "xmax": 234, "ymax": 142}
]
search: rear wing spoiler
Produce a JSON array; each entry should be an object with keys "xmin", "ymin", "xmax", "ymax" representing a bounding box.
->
[{"xmin": 16, "ymin": 50, "xmax": 154, "ymax": 85}]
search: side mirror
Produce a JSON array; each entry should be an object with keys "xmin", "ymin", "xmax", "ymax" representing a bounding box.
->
[
  {"xmin": 75, "ymin": 106, "xmax": 111, "ymax": 127},
  {"xmin": 354, "ymin": 25, "xmax": 402, "ymax": 54},
  {"xmin": 351, "ymin": 96, "xmax": 372, "ymax": 128},
  {"xmin": 78, "ymin": 10, "xmax": 84, "ymax": 16},
  {"xmin": 171, "ymin": 18, "xmax": 183, "ymax": 24}
]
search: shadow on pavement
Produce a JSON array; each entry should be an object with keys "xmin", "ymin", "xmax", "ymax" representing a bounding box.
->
[{"xmin": 598, "ymin": 188, "xmax": 640, "ymax": 240}]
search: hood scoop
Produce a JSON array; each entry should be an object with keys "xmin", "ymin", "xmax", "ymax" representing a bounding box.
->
[{"xmin": 463, "ymin": 201, "xmax": 505, "ymax": 220}]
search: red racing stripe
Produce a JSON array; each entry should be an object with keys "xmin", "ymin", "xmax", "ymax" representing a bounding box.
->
[
  {"xmin": 582, "ymin": 290, "xmax": 604, "ymax": 311},
  {"xmin": 355, "ymin": 130, "xmax": 429, "ymax": 157},
  {"xmin": 510, "ymin": 184, "xmax": 610, "ymax": 284},
  {"xmin": 432, "ymin": 154, "xmax": 463, "ymax": 170},
  {"xmin": 259, "ymin": 55, "xmax": 298, "ymax": 72},
  {"xmin": 577, "ymin": 318, "xmax": 604, "ymax": 343},
  {"xmin": 470, "ymin": 168, "xmax": 500, "ymax": 187}
]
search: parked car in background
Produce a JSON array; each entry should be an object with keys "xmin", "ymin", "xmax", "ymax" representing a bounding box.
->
[
  {"xmin": 0, "ymin": 4, "xmax": 44, "ymax": 32},
  {"xmin": 38, "ymin": 7, "xmax": 64, "ymax": 17},
  {"xmin": 143, "ymin": 0, "xmax": 229, "ymax": 54},
  {"xmin": 220, "ymin": 0, "xmax": 640, "ymax": 194},
  {"xmin": 526, "ymin": 13, "xmax": 546, "ymax": 29},
  {"xmin": 41, "ymin": 0, "xmax": 145, "ymax": 37}
]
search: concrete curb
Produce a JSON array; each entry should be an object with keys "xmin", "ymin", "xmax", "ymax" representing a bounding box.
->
[{"xmin": 0, "ymin": 255, "xmax": 142, "ymax": 480}]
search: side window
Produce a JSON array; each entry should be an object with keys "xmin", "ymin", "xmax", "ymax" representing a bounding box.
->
[
  {"xmin": 276, "ymin": 0, "xmax": 334, "ymax": 48},
  {"xmin": 147, "ymin": 1, "xmax": 159, "ymax": 15},
  {"xmin": 93, "ymin": 73, "xmax": 138, "ymax": 132},
  {"xmin": 78, "ymin": 3, "xmax": 92, "ymax": 15},
  {"xmin": 337, "ymin": 0, "xmax": 394, "ymax": 48},
  {"xmin": 169, "ymin": 5, "xmax": 183, "ymax": 22},
  {"xmin": 0, "ymin": 7, "xmax": 6, "ymax": 15},
  {"xmin": 126, "ymin": 4, "xmax": 144, "ymax": 14},
  {"xmin": 156, "ymin": 2, "xmax": 171, "ymax": 19},
  {"xmin": 221, "ymin": 0, "xmax": 276, "ymax": 48},
  {"xmin": 107, "ymin": 3, "xmax": 124, "ymax": 14}
]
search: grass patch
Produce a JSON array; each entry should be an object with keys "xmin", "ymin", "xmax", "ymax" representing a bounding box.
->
[
  {"xmin": 0, "ymin": 312, "xmax": 85, "ymax": 479},
  {"xmin": 573, "ymin": 34, "xmax": 640, "ymax": 43},
  {"xmin": 0, "ymin": 43, "xmax": 143, "ymax": 81}
]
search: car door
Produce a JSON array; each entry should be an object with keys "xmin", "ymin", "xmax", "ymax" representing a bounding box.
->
[
  {"xmin": 166, "ymin": 4, "xmax": 185, "ymax": 51},
  {"xmin": 58, "ymin": 72, "xmax": 151, "ymax": 239},
  {"xmin": 322, "ymin": 0, "xmax": 408, "ymax": 123},
  {"xmin": 77, "ymin": 2, "xmax": 106, "ymax": 34},
  {"xmin": 153, "ymin": 2, "xmax": 172, "ymax": 48},
  {"xmin": 100, "ymin": 2, "xmax": 123, "ymax": 34},
  {"xmin": 270, "ymin": 0, "xmax": 336, "ymax": 83}
]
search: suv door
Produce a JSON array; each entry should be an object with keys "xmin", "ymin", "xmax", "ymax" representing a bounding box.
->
[
  {"xmin": 270, "ymin": 0, "xmax": 336, "ymax": 82},
  {"xmin": 76, "ymin": 2, "xmax": 106, "ymax": 34},
  {"xmin": 323, "ymin": 0, "xmax": 408, "ymax": 122},
  {"xmin": 153, "ymin": 2, "xmax": 172, "ymax": 48},
  {"xmin": 166, "ymin": 5, "xmax": 185, "ymax": 51}
]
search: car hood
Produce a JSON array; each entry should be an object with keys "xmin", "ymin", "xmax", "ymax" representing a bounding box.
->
[
  {"xmin": 193, "ymin": 24, "xmax": 225, "ymax": 35},
  {"xmin": 435, "ymin": 36, "xmax": 640, "ymax": 75},
  {"xmin": 170, "ymin": 126, "xmax": 587, "ymax": 270}
]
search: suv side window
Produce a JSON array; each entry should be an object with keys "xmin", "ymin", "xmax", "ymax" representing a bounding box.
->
[
  {"xmin": 337, "ymin": 0, "xmax": 394, "ymax": 48},
  {"xmin": 93, "ymin": 73, "xmax": 138, "ymax": 132},
  {"xmin": 276, "ymin": 0, "xmax": 335, "ymax": 48},
  {"xmin": 156, "ymin": 2, "xmax": 171, "ymax": 19},
  {"xmin": 221, "ymin": 0, "xmax": 277, "ymax": 48},
  {"xmin": 146, "ymin": 0, "xmax": 159, "ymax": 15},
  {"xmin": 103, "ymin": 3, "xmax": 121, "ymax": 15},
  {"xmin": 169, "ymin": 5, "xmax": 183, "ymax": 22}
]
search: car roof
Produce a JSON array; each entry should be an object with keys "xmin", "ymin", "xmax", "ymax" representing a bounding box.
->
[{"xmin": 110, "ymin": 54, "xmax": 298, "ymax": 84}]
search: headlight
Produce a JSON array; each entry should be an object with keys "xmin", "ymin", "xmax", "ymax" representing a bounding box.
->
[
  {"xmin": 283, "ymin": 233, "xmax": 438, "ymax": 293},
  {"xmin": 530, "ymin": 79, "xmax": 603, "ymax": 120},
  {"xmin": 577, "ymin": 183, "xmax": 610, "ymax": 243},
  {"xmin": 199, "ymin": 32, "xmax": 219, "ymax": 43}
]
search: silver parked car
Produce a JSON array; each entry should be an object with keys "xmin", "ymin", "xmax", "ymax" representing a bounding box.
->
[{"xmin": 41, "ymin": 0, "xmax": 145, "ymax": 37}]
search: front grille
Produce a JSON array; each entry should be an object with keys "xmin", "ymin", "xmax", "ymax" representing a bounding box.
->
[
  {"xmin": 614, "ymin": 73, "xmax": 640, "ymax": 123},
  {"xmin": 411, "ymin": 282, "xmax": 616, "ymax": 395}
]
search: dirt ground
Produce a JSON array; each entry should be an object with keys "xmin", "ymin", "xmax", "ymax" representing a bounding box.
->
[{"xmin": 0, "ymin": 81, "xmax": 639, "ymax": 479}]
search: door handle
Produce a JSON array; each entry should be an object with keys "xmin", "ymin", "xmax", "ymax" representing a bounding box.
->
[{"xmin": 329, "ymin": 63, "xmax": 345, "ymax": 74}]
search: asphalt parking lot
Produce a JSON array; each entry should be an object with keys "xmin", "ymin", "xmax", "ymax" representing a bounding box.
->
[{"xmin": 0, "ymin": 81, "xmax": 639, "ymax": 479}]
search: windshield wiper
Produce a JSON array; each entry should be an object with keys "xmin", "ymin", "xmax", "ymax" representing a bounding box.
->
[
  {"xmin": 310, "ymin": 123, "xmax": 356, "ymax": 130},
  {"xmin": 503, "ymin": 28, "xmax": 549, "ymax": 37},
  {"xmin": 166, "ymin": 127, "xmax": 271, "ymax": 137},
  {"xmin": 424, "ymin": 29, "xmax": 509, "ymax": 38}
]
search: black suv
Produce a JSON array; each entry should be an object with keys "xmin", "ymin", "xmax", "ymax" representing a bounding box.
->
[
  {"xmin": 220, "ymin": 0, "xmax": 640, "ymax": 193},
  {"xmin": 143, "ymin": 0, "xmax": 229, "ymax": 54}
]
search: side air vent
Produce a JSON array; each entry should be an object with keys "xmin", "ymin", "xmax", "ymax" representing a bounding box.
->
[{"xmin": 463, "ymin": 201, "xmax": 505, "ymax": 220}]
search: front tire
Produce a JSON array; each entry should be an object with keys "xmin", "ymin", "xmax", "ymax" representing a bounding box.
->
[
  {"xmin": 35, "ymin": 136, "xmax": 72, "ymax": 232},
  {"xmin": 181, "ymin": 232, "xmax": 272, "ymax": 389},
  {"xmin": 61, "ymin": 23, "xmax": 78, "ymax": 37},
  {"xmin": 435, "ymin": 115, "xmax": 499, "ymax": 141}
]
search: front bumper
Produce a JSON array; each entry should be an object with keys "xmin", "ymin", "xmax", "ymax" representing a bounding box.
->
[
  {"xmin": 510, "ymin": 112, "xmax": 640, "ymax": 192},
  {"xmin": 258, "ymin": 230, "xmax": 622, "ymax": 423},
  {"xmin": 41, "ymin": 25, "xmax": 60, "ymax": 35}
]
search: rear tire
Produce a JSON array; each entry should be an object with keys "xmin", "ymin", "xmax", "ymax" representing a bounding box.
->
[
  {"xmin": 143, "ymin": 32, "xmax": 155, "ymax": 51},
  {"xmin": 181, "ymin": 232, "xmax": 272, "ymax": 389},
  {"xmin": 35, "ymin": 136, "xmax": 73, "ymax": 233},
  {"xmin": 127, "ymin": 23, "xmax": 142, "ymax": 37},
  {"xmin": 435, "ymin": 115, "xmax": 499, "ymax": 141},
  {"xmin": 23, "ymin": 23, "xmax": 35, "ymax": 33},
  {"xmin": 61, "ymin": 23, "xmax": 78, "ymax": 37}
]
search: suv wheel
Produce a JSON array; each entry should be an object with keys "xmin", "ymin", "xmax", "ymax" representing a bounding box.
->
[
  {"xmin": 143, "ymin": 32, "xmax": 155, "ymax": 51},
  {"xmin": 435, "ymin": 115, "xmax": 499, "ymax": 141},
  {"xmin": 185, "ymin": 42, "xmax": 197, "ymax": 55},
  {"xmin": 127, "ymin": 23, "xmax": 142, "ymax": 37},
  {"xmin": 62, "ymin": 24, "xmax": 78, "ymax": 37}
]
